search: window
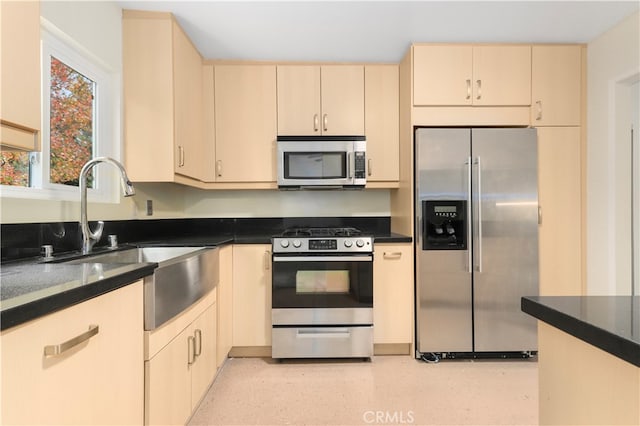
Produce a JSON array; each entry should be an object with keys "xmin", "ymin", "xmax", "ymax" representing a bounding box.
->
[{"xmin": 1, "ymin": 22, "xmax": 117, "ymax": 201}]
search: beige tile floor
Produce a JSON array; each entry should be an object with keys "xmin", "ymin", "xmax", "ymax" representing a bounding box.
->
[{"xmin": 189, "ymin": 356, "xmax": 538, "ymax": 426}]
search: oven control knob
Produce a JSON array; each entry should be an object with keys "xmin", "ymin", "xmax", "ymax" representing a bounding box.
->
[
  {"xmin": 292, "ymin": 239, "xmax": 302, "ymax": 248},
  {"xmin": 344, "ymin": 240, "xmax": 353, "ymax": 248},
  {"xmin": 356, "ymin": 239, "xmax": 365, "ymax": 248},
  {"xmin": 280, "ymin": 239, "xmax": 290, "ymax": 248}
]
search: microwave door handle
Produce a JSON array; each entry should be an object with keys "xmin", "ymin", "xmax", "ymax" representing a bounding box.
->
[{"xmin": 347, "ymin": 152, "xmax": 354, "ymax": 180}]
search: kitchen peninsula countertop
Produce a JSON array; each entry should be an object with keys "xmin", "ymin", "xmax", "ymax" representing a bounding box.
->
[{"xmin": 521, "ymin": 295, "xmax": 640, "ymax": 367}]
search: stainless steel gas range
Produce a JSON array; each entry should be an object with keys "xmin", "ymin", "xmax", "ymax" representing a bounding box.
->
[{"xmin": 271, "ymin": 227, "xmax": 374, "ymax": 359}]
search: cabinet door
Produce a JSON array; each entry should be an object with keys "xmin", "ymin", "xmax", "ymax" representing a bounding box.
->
[
  {"xmin": 215, "ymin": 65, "xmax": 277, "ymax": 182},
  {"xmin": 276, "ymin": 65, "xmax": 321, "ymax": 135},
  {"xmin": 201, "ymin": 64, "xmax": 217, "ymax": 182},
  {"xmin": 173, "ymin": 21, "xmax": 204, "ymax": 180},
  {"xmin": 373, "ymin": 244, "xmax": 413, "ymax": 344},
  {"xmin": 365, "ymin": 65, "xmax": 399, "ymax": 183},
  {"xmin": 232, "ymin": 244, "xmax": 272, "ymax": 347},
  {"xmin": 0, "ymin": 0, "xmax": 40, "ymax": 150},
  {"xmin": 531, "ymin": 45, "xmax": 582, "ymax": 126},
  {"xmin": 145, "ymin": 326, "xmax": 192, "ymax": 426},
  {"xmin": 413, "ymin": 45, "xmax": 473, "ymax": 106},
  {"xmin": 538, "ymin": 127, "xmax": 582, "ymax": 295},
  {"xmin": 320, "ymin": 65, "xmax": 365, "ymax": 135},
  {"xmin": 191, "ymin": 302, "xmax": 217, "ymax": 410},
  {"xmin": 1, "ymin": 282, "xmax": 144, "ymax": 425},
  {"xmin": 472, "ymin": 45, "xmax": 531, "ymax": 106},
  {"xmin": 217, "ymin": 245, "xmax": 233, "ymax": 368},
  {"xmin": 123, "ymin": 12, "xmax": 175, "ymax": 182}
]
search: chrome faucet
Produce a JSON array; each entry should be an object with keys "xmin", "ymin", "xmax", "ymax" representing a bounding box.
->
[{"xmin": 80, "ymin": 157, "xmax": 135, "ymax": 254}]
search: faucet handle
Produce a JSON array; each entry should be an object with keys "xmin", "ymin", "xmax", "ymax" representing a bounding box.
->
[{"xmin": 91, "ymin": 220, "xmax": 105, "ymax": 240}]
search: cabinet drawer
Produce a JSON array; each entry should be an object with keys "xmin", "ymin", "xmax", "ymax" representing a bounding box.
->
[{"xmin": 1, "ymin": 281, "xmax": 144, "ymax": 425}]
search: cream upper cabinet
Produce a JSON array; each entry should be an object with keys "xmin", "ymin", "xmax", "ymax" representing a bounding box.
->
[
  {"xmin": 373, "ymin": 244, "xmax": 413, "ymax": 346},
  {"xmin": 277, "ymin": 65, "xmax": 365, "ymax": 135},
  {"xmin": 365, "ymin": 65, "xmax": 399, "ymax": 183},
  {"xmin": 0, "ymin": 0, "xmax": 40, "ymax": 151},
  {"xmin": 413, "ymin": 44, "xmax": 531, "ymax": 107},
  {"xmin": 232, "ymin": 244, "xmax": 272, "ymax": 347},
  {"xmin": 123, "ymin": 10, "xmax": 204, "ymax": 182},
  {"xmin": 531, "ymin": 45, "xmax": 582, "ymax": 126},
  {"xmin": 173, "ymin": 21, "xmax": 204, "ymax": 179},
  {"xmin": 1, "ymin": 281, "xmax": 144, "ymax": 425},
  {"xmin": 214, "ymin": 65, "xmax": 277, "ymax": 182},
  {"xmin": 537, "ymin": 127, "xmax": 582, "ymax": 296}
]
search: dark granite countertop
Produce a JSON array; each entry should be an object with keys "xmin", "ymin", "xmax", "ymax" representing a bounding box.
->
[
  {"xmin": 1, "ymin": 261, "xmax": 156, "ymax": 331},
  {"xmin": 0, "ymin": 227, "xmax": 411, "ymax": 331},
  {"xmin": 522, "ymin": 296, "xmax": 640, "ymax": 367}
]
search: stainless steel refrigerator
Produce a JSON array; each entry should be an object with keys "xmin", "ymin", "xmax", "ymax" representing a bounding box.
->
[{"xmin": 415, "ymin": 128, "xmax": 539, "ymax": 357}]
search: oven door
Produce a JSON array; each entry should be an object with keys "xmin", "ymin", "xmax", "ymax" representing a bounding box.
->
[{"xmin": 272, "ymin": 253, "xmax": 373, "ymax": 310}]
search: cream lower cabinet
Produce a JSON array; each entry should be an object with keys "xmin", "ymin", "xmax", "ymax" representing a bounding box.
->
[
  {"xmin": 365, "ymin": 65, "xmax": 400, "ymax": 185},
  {"xmin": 1, "ymin": 281, "xmax": 144, "ymax": 425},
  {"xmin": 232, "ymin": 244, "xmax": 272, "ymax": 348},
  {"xmin": 373, "ymin": 244, "xmax": 413, "ymax": 349},
  {"xmin": 145, "ymin": 292, "xmax": 217, "ymax": 425},
  {"xmin": 537, "ymin": 127, "xmax": 582, "ymax": 295}
]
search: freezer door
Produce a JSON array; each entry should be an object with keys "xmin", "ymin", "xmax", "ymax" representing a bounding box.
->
[
  {"xmin": 471, "ymin": 128, "xmax": 539, "ymax": 352},
  {"xmin": 415, "ymin": 128, "xmax": 473, "ymax": 353}
]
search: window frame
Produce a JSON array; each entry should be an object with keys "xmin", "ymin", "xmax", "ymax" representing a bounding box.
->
[{"xmin": 0, "ymin": 19, "xmax": 120, "ymax": 203}]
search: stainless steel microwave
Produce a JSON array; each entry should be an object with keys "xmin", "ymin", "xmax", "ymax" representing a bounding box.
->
[{"xmin": 277, "ymin": 136, "xmax": 366, "ymax": 189}]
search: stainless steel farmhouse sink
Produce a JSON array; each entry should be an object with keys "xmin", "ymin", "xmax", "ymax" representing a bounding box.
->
[{"xmin": 64, "ymin": 247, "xmax": 219, "ymax": 330}]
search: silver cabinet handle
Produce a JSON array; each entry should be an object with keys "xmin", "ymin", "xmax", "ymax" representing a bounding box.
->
[
  {"xmin": 466, "ymin": 157, "xmax": 473, "ymax": 274},
  {"xmin": 538, "ymin": 206, "xmax": 543, "ymax": 225},
  {"xmin": 323, "ymin": 114, "xmax": 328, "ymax": 132},
  {"xmin": 194, "ymin": 329, "xmax": 202, "ymax": 357},
  {"xmin": 178, "ymin": 146, "xmax": 185, "ymax": 167},
  {"xmin": 187, "ymin": 335, "xmax": 196, "ymax": 365},
  {"xmin": 367, "ymin": 159, "xmax": 372, "ymax": 177},
  {"xmin": 313, "ymin": 114, "xmax": 319, "ymax": 132},
  {"xmin": 216, "ymin": 160, "xmax": 222, "ymax": 177},
  {"xmin": 476, "ymin": 80, "xmax": 482, "ymax": 100},
  {"xmin": 536, "ymin": 100, "xmax": 543, "ymax": 121},
  {"xmin": 44, "ymin": 324, "xmax": 99, "ymax": 357},
  {"xmin": 466, "ymin": 79, "xmax": 471, "ymax": 100},
  {"xmin": 383, "ymin": 252, "xmax": 402, "ymax": 259},
  {"xmin": 264, "ymin": 250, "xmax": 271, "ymax": 270}
]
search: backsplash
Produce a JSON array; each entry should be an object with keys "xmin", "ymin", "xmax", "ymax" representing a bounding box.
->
[{"xmin": 1, "ymin": 217, "xmax": 391, "ymax": 262}]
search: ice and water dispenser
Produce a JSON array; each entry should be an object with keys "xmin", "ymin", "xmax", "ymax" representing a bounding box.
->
[{"xmin": 422, "ymin": 200, "xmax": 467, "ymax": 250}]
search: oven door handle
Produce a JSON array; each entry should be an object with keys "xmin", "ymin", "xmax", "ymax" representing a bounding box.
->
[
  {"xmin": 297, "ymin": 328, "xmax": 351, "ymax": 338},
  {"xmin": 273, "ymin": 256, "xmax": 373, "ymax": 262}
]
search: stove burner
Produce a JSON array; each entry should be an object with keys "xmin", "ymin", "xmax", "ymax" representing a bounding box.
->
[{"xmin": 281, "ymin": 227, "xmax": 362, "ymax": 237}]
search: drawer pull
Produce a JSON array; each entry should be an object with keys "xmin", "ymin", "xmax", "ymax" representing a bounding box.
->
[
  {"xmin": 194, "ymin": 329, "xmax": 202, "ymax": 357},
  {"xmin": 383, "ymin": 252, "xmax": 402, "ymax": 259},
  {"xmin": 44, "ymin": 324, "xmax": 99, "ymax": 357}
]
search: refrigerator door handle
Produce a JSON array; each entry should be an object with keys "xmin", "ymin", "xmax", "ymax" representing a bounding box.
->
[
  {"xmin": 475, "ymin": 156, "xmax": 483, "ymax": 273},
  {"xmin": 466, "ymin": 157, "xmax": 473, "ymax": 274}
]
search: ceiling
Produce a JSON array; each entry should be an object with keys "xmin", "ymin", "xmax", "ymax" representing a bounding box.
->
[{"xmin": 116, "ymin": 1, "xmax": 640, "ymax": 63}]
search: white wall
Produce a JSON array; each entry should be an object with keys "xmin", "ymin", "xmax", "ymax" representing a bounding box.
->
[{"xmin": 587, "ymin": 11, "xmax": 640, "ymax": 295}]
